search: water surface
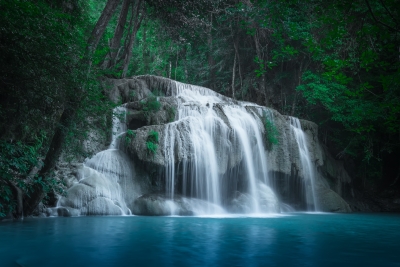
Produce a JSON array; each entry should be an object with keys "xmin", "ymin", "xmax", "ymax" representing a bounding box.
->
[{"xmin": 1, "ymin": 213, "xmax": 399, "ymax": 266}]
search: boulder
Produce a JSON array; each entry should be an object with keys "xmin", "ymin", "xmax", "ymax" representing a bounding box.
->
[{"xmin": 316, "ymin": 187, "xmax": 352, "ymax": 212}]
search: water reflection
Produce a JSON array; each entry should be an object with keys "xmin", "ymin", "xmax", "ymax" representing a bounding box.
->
[{"xmin": 0, "ymin": 214, "xmax": 400, "ymax": 267}]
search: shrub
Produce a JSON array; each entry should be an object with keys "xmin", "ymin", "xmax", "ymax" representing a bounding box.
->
[
  {"xmin": 146, "ymin": 130, "xmax": 159, "ymax": 155},
  {"xmin": 141, "ymin": 96, "xmax": 161, "ymax": 120},
  {"xmin": 125, "ymin": 129, "xmax": 136, "ymax": 144},
  {"xmin": 263, "ymin": 115, "xmax": 279, "ymax": 150},
  {"xmin": 167, "ymin": 106, "xmax": 176, "ymax": 122}
]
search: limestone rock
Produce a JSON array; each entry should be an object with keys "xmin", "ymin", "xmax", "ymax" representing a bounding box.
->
[
  {"xmin": 81, "ymin": 197, "xmax": 123, "ymax": 216},
  {"xmin": 58, "ymin": 165, "xmax": 131, "ymax": 215},
  {"xmin": 316, "ymin": 187, "xmax": 352, "ymax": 212}
]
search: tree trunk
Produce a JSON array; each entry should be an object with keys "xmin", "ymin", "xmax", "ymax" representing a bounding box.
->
[
  {"xmin": 7, "ymin": 181, "xmax": 23, "ymax": 219},
  {"xmin": 87, "ymin": 0, "xmax": 121, "ymax": 55},
  {"xmin": 103, "ymin": 0, "xmax": 131, "ymax": 70},
  {"xmin": 175, "ymin": 50, "xmax": 179, "ymax": 80},
  {"xmin": 23, "ymin": 106, "xmax": 76, "ymax": 215},
  {"xmin": 233, "ymin": 38, "xmax": 242, "ymax": 97},
  {"xmin": 253, "ymin": 30, "xmax": 268, "ymax": 105},
  {"xmin": 291, "ymin": 59, "xmax": 304, "ymax": 116},
  {"xmin": 231, "ymin": 20, "xmax": 241, "ymax": 100},
  {"xmin": 232, "ymin": 51, "xmax": 236, "ymax": 99},
  {"xmin": 208, "ymin": 13, "xmax": 215, "ymax": 89},
  {"xmin": 121, "ymin": 0, "xmax": 144, "ymax": 78},
  {"xmin": 142, "ymin": 19, "xmax": 150, "ymax": 73},
  {"xmin": 23, "ymin": 1, "xmax": 119, "ymax": 215},
  {"xmin": 290, "ymin": 92, "xmax": 298, "ymax": 116}
]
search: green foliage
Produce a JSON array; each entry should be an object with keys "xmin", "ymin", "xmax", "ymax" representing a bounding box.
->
[
  {"xmin": 254, "ymin": 56, "xmax": 267, "ymax": 78},
  {"xmin": 0, "ymin": 134, "xmax": 68, "ymax": 217},
  {"xmin": 0, "ymin": 0, "xmax": 114, "ymax": 215},
  {"xmin": 125, "ymin": 129, "xmax": 137, "ymax": 144},
  {"xmin": 141, "ymin": 95, "xmax": 161, "ymax": 120},
  {"xmin": 0, "ymin": 138, "xmax": 41, "ymax": 217},
  {"xmin": 0, "ymin": 0, "xmax": 398, "ymax": 213},
  {"xmin": 146, "ymin": 141, "xmax": 158, "ymax": 155},
  {"xmin": 146, "ymin": 130, "xmax": 159, "ymax": 155},
  {"xmin": 147, "ymin": 130, "xmax": 159, "ymax": 143},
  {"xmin": 167, "ymin": 106, "xmax": 176, "ymax": 122},
  {"xmin": 263, "ymin": 115, "xmax": 279, "ymax": 150},
  {"xmin": 232, "ymin": 0, "xmax": 400, "ymax": 184}
]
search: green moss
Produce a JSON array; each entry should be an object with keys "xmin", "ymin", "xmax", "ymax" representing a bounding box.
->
[
  {"xmin": 146, "ymin": 130, "xmax": 159, "ymax": 155},
  {"xmin": 125, "ymin": 130, "xmax": 136, "ymax": 145},
  {"xmin": 263, "ymin": 116, "xmax": 279, "ymax": 151},
  {"xmin": 141, "ymin": 96, "xmax": 161, "ymax": 120},
  {"xmin": 167, "ymin": 106, "xmax": 176, "ymax": 122}
]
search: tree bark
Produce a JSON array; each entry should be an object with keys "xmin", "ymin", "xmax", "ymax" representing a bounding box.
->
[
  {"xmin": 253, "ymin": 30, "xmax": 268, "ymax": 106},
  {"xmin": 208, "ymin": 12, "xmax": 215, "ymax": 89},
  {"xmin": 142, "ymin": 19, "xmax": 150, "ymax": 73},
  {"xmin": 231, "ymin": 20, "xmax": 241, "ymax": 100},
  {"xmin": 23, "ymin": 1, "xmax": 119, "ymax": 215},
  {"xmin": 7, "ymin": 181, "xmax": 23, "ymax": 219},
  {"xmin": 232, "ymin": 51, "xmax": 236, "ymax": 99},
  {"xmin": 121, "ymin": 0, "xmax": 144, "ymax": 78},
  {"xmin": 175, "ymin": 50, "xmax": 179, "ymax": 80},
  {"xmin": 87, "ymin": 0, "xmax": 121, "ymax": 55},
  {"xmin": 23, "ymin": 106, "xmax": 76, "ymax": 215},
  {"xmin": 103, "ymin": 0, "xmax": 131, "ymax": 70},
  {"xmin": 233, "ymin": 38, "xmax": 242, "ymax": 96}
]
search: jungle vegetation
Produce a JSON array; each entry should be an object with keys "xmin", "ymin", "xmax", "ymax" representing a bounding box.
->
[{"xmin": 0, "ymin": 0, "xmax": 399, "ymax": 217}]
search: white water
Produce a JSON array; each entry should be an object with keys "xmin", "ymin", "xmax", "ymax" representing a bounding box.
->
[
  {"xmin": 160, "ymin": 81, "xmax": 280, "ymax": 214},
  {"xmin": 80, "ymin": 106, "xmax": 134, "ymax": 215},
  {"xmin": 58, "ymin": 80, "xmax": 321, "ymax": 216},
  {"xmin": 289, "ymin": 117, "xmax": 318, "ymax": 211}
]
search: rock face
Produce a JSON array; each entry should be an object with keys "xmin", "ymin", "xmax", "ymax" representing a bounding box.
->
[{"xmin": 56, "ymin": 75, "xmax": 353, "ymax": 215}]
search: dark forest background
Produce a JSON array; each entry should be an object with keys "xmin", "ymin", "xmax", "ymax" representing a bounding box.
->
[{"xmin": 1, "ymin": 0, "xmax": 399, "ymax": 217}]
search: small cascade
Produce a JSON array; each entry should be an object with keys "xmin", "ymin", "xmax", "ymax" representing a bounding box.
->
[
  {"xmin": 58, "ymin": 106, "xmax": 136, "ymax": 216},
  {"xmin": 83, "ymin": 106, "xmax": 134, "ymax": 215},
  {"xmin": 289, "ymin": 117, "xmax": 318, "ymax": 211},
  {"xmin": 110, "ymin": 106, "xmax": 127, "ymax": 149}
]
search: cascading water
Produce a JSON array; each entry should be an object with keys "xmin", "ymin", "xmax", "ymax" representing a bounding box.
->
[
  {"xmin": 58, "ymin": 106, "xmax": 136, "ymax": 215},
  {"xmin": 160, "ymin": 81, "xmax": 280, "ymax": 215},
  {"xmin": 82, "ymin": 106, "xmax": 135, "ymax": 215},
  {"xmin": 57, "ymin": 76, "xmax": 340, "ymax": 216},
  {"xmin": 289, "ymin": 117, "xmax": 318, "ymax": 211}
]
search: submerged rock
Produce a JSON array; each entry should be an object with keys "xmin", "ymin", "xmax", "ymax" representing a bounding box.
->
[
  {"xmin": 229, "ymin": 182, "xmax": 280, "ymax": 213},
  {"xmin": 131, "ymin": 194, "xmax": 225, "ymax": 216}
]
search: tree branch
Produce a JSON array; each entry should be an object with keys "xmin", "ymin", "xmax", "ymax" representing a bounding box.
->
[{"xmin": 364, "ymin": 0, "xmax": 400, "ymax": 33}]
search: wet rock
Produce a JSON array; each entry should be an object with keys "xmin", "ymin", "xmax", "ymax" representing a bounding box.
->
[
  {"xmin": 57, "ymin": 207, "xmax": 80, "ymax": 217},
  {"xmin": 81, "ymin": 197, "xmax": 124, "ymax": 216},
  {"xmin": 131, "ymin": 194, "xmax": 225, "ymax": 216},
  {"xmin": 316, "ymin": 187, "xmax": 352, "ymax": 212}
]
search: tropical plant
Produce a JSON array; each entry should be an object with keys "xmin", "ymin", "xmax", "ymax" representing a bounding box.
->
[{"xmin": 146, "ymin": 130, "xmax": 159, "ymax": 155}]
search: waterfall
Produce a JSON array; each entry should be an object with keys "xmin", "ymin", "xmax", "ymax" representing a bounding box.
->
[
  {"xmin": 160, "ymin": 81, "xmax": 279, "ymax": 214},
  {"xmin": 289, "ymin": 117, "xmax": 319, "ymax": 211},
  {"xmin": 58, "ymin": 106, "xmax": 135, "ymax": 216},
  {"xmin": 110, "ymin": 106, "xmax": 127, "ymax": 149},
  {"xmin": 56, "ymin": 77, "xmax": 343, "ymax": 216},
  {"xmin": 82, "ymin": 106, "xmax": 134, "ymax": 215}
]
